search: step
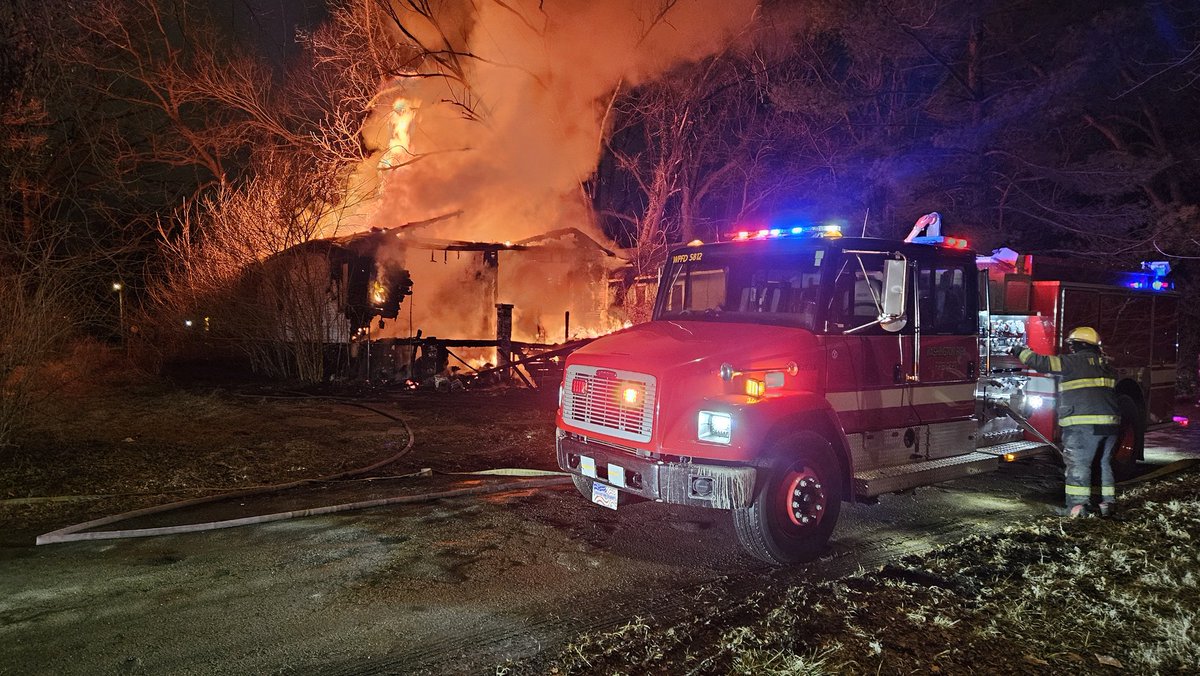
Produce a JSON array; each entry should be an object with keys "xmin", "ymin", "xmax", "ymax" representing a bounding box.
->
[
  {"xmin": 976, "ymin": 439, "xmax": 1055, "ymax": 462},
  {"xmin": 853, "ymin": 452, "xmax": 999, "ymax": 498}
]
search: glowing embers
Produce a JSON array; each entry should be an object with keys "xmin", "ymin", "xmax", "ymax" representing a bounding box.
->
[
  {"xmin": 732, "ymin": 224, "xmax": 843, "ymax": 241},
  {"xmin": 370, "ymin": 280, "xmax": 387, "ymax": 305}
]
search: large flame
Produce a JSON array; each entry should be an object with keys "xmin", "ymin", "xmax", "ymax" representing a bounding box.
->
[
  {"xmin": 378, "ymin": 98, "xmax": 417, "ymax": 171},
  {"xmin": 329, "ymin": 1, "xmax": 756, "ymax": 343}
]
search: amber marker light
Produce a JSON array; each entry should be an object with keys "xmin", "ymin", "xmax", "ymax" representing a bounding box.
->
[
  {"xmin": 623, "ymin": 387, "xmax": 639, "ymax": 405},
  {"xmin": 745, "ymin": 379, "xmax": 766, "ymax": 398}
]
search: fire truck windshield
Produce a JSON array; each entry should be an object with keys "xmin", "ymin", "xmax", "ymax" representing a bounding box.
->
[{"xmin": 654, "ymin": 245, "xmax": 828, "ymax": 330}]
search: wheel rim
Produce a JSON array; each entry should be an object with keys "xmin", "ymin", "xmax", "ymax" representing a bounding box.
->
[{"xmin": 780, "ymin": 466, "xmax": 827, "ymax": 528}]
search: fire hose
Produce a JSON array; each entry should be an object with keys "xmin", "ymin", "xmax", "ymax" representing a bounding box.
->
[
  {"xmin": 990, "ymin": 399, "xmax": 1062, "ymax": 458},
  {"xmin": 987, "ymin": 395, "xmax": 1197, "ymax": 487},
  {"xmin": 35, "ymin": 397, "xmax": 570, "ymax": 546}
]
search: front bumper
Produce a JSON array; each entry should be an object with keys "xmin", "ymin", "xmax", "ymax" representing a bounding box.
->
[{"xmin": 556, "ymin": 434, "xmax": 756, "ymax": 510}]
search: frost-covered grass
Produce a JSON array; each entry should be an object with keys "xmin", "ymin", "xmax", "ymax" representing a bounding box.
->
[{"xmin": 516, "ymin": 470, "xmax": 1200, "ymax": 675}]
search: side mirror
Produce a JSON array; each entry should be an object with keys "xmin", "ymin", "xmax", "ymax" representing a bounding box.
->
[{"xmin": 880, "ymin": 258, "xmax": 908, "ymax": 332}]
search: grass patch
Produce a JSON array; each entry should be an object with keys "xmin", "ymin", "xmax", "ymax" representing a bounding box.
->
[{"xmin": 517, "ymin": 470, "xmax": 1200, "ymax": 674}]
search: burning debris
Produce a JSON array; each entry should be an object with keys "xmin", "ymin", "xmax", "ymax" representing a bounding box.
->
[{"xmin": 298, "ymin": 223, "xmax": 630, "ymax": 387}]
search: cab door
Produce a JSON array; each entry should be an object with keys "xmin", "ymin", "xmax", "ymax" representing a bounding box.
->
[
  {"xmin": 912, "ymin": 253, "xmax": 979, "ymax": 458},
  {"xmin": 824, "ymin": 250, "xmax": 920, "ymax": 439}
]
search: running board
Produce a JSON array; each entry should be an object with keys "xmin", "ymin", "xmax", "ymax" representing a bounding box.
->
[
  {"xmin": 977, "ymin": 439, "xmax": 1055, "ymax": 462},
  {"xmin": 854, "ymin": 452, "xmax": 999, "ymax": 498}
]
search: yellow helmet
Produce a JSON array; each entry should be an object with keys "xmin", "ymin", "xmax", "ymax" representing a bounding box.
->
[{"xmin": 1067, "ymin": 326, "xmax": 1101, "ymax": 346}]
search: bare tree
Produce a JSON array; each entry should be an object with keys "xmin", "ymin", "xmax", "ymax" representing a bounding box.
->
[
  {"xmin": 603, "ymin": 51, "xmax": 791, "ymax": 276},
  {"xmin": 1, "ymin": 0, "xmax": 136, "ymax": 448},
  {"xmin": 136, "ymin": 1, "xmax": 420, "ymax": 380},
  {"xmin": 148, "ymin": 153, "xmax": 350, "ymax": 381}
]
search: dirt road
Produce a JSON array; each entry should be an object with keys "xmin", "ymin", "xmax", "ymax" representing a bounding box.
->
[{"xmin": 1, "ymin": 392, "xmax": 1195, "ymax": 675}]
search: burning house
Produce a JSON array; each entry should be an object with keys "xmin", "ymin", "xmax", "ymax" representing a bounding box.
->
[
  {"xmin": 303, "ymin": 224, "xmax": 627, "ymax": 385},
  {"xmin": 211, "ymin": 1, "xmax": 756, "ymax": 385}
]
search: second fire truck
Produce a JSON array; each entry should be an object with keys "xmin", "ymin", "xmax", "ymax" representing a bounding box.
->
[{"xmin": 555, "ymin": 218, "xmax": 1179, "ymax": 564}]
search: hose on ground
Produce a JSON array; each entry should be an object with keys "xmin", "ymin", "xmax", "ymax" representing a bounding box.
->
[
  {"xmin": 35, "ymin": 404, "xmax": 418, "ymax": 545},
  {"xmin": 36, "ymin": 475, "xmax": 570, "ymax": 545},
  {"xmin": 35, "ymin": 394, "xmax": 573, "ymax": 546},
  {"xmin": 1116, "ymin": 458, "xmax": 1197, "ymax": 487}
]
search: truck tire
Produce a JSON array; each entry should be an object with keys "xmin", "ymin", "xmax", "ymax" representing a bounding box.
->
[
  {"xmin": 733, "ymin": 433, "xmax": 842, "ymax": 565},
  {"xmin": 1112, "ymin": 393, "xmax": 1144, "ymax": 481}
]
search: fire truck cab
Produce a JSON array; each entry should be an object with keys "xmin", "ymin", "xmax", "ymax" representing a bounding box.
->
[{"xmin": 555, "ymin": 224, "xmax": 1177, "ymax": 565}]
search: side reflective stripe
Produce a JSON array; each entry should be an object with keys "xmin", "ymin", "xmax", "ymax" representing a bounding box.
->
[
  {"xmin": 1065, "ymin": 484, "xmax": 1091, "ymax": 496},
  {"xmin": 1061, "ymin": 414, "xmax": 1121, "ymax": 426},
  {"xmin": 1101, "ymin": 487, "xmax": 1117, "ymax": 497},
  {"xmin": 1061, "ymin": 378, "xmax": 1116, "ymax": 391}
]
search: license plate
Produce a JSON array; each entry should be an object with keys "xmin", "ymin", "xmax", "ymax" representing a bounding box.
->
[
  {"xmin": 580, "ymin": 455, "xmax": 597, "ymax": 478},
  {"xmin": 591, "ymin": 482, "xmax": 618, "ymax": 510}
]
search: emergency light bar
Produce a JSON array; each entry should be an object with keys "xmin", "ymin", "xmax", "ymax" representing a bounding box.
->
[
  {"xmin": 1123, "ymin": 275, "xmax": 1174, "ymax": 291},
  {"xmin": 1121, "ymin": 261, "xmax": 1175, "ymax": 292},
  {"xmin": 732, "ymin": 224, "xmax": 843, "ymax": 241},
  {"xmin": 909, "ymin": 235, "xmax": 970, "ymax": 249}
]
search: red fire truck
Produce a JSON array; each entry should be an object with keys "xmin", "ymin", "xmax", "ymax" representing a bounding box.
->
[{"xmin": 555, "ymin": 220, "xmax": 1180, "ymax": 564}]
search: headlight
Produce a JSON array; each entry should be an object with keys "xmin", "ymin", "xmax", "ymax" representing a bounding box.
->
[
  {"xmin": 1027, "ymin": 394, "xmax": 1045, "ymax": 409},
  {"xmin": 698, "ymin": 410, "xmax": 732, "ymax": 444}
]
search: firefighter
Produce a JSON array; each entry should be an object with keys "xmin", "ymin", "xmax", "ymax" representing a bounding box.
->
[{"xmin": 1009, "ymin": 327, "xmax": 1121, "ymax": 517}]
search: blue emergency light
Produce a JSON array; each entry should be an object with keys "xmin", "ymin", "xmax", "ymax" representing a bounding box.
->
[{"xmin": 1123, "ymin": 261, "xmax": 1174, "ymax": 292}]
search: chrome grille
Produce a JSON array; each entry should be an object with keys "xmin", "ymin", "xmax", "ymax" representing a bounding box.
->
[{"xmin": 563, "ymin": 365, "xmax": 656, "ymax": 443}]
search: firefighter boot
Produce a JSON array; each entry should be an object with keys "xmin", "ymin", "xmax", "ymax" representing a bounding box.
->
[
  {"xmin": 1098, "ymin": 502, "xmax": 1117, "ymax": 518},
  {"xmin": 1056, "ymin": 504, "xmax": 1089, "ymax": 519}
]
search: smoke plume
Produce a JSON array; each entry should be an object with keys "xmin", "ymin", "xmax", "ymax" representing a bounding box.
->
[
  {"xmin": 351, "ymin": 0, "xmax": 758, "ymax": 243},
  {"xmin": 336, "ymin": 0, "xmax": 757, "ymax": 344}
]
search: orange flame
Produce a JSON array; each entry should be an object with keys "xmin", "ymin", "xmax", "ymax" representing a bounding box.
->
[{"xmin": 378, "ymin": 98, "xmax": 417, "ymax": 170}]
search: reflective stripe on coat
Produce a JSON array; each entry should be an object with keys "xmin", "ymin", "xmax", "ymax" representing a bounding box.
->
[{"xmin": 1016, "ymin": 347, "xmax": 1120, "ymax": 427}]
